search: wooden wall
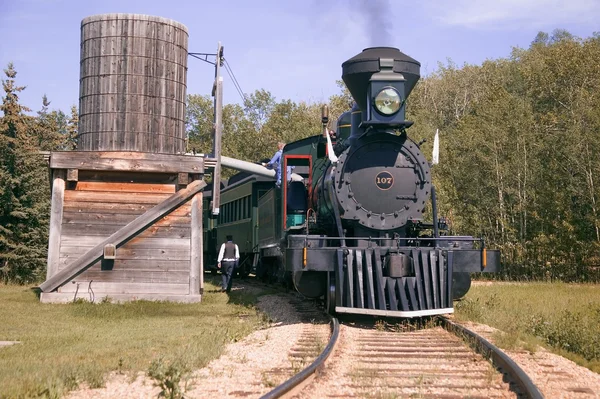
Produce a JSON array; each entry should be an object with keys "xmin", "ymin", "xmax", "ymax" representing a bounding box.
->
[
  {"xmin": 59, "ymin": 181, "xmax": 191, "ymax": 295},
  {"xmin": 41, "ymin": 156, "xmax": 204, "ymax": 303},
  {"xmin": 78, "ymin": 14, "xmax": 188, "ymax": 154}
]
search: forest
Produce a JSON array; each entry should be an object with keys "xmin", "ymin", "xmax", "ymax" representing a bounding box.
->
[{"xmin": 1, "ymin": 30, "xmax": 599, "ymax": 283}]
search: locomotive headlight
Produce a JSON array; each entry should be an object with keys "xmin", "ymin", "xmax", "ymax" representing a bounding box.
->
[{"xmin": 374, "ymin": 87, "xmax": 401, "ymax": 115}]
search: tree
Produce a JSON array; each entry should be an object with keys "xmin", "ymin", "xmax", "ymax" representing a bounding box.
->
[
  {"xmin": 261, "ymin": 100, "xmax": 322, "ymax": 147},
  {"xmin": 64, "ymin": 105, "xmax": 78, "ymax": 150},
  {"xmin": 327, "ymin": 80, "xmax": 353, "ymax": 129},
  {"xmin": 186, "ymin": 93, "xmax": 266, "ymax": 178},
  {"xmin": 405, "ymin": 31, "xmax": 600, "ymax": 281},
  {"xmin": 244, "ymin": 89, "xmax": 276, "ymax": 132},
  {"xmin": 0, "ymin": 63, "xmax": 50, "ymax": 283},
  {"xmin": 32, "ymin": 95, "xmax": 66, "ymax": 151},
  {"xmin": 186, "ymin": 89, "xmax": 322, "ymax": 165},
  {"xmin": 186, "ymin": 94, "xmax": 213, "ymax": 154}
]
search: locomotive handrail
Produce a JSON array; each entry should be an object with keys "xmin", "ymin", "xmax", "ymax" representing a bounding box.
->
[
  {"xmin": 260, "ymin": 316, "xmax": 340, "ymax": 399},
  {"xmin": 305, "ymin": 208, "xmax": 315, "ymax": 235}
]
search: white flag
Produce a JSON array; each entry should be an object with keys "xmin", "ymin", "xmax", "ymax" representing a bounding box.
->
[
  {"xmin": 432, "ymin": 129, "xmax": 440, "ymax": 165},
  {"xmin": 325, "ymin": 126, "xmax": 338, "ymax": 164}
]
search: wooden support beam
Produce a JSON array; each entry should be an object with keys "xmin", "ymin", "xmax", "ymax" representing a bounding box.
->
[
  {"xmin": 67, "ymin": 169, "xmax": 79, "ymax": 182},
  {"xmin": 103, "ymin": 244, "xmax": 116, "ymax": 260},
  {"xmin": 190, "ymin": 192, "xmax": 203, "ymax": 295},
  {"xmin": 39, "ymin": 180, "xmax": 207, "ymax": 292},
  {"xmin": 50, "ymin": 151, "xmax": 204, "ymax": 174},
  {"xmin": 40, "ymin": 292, "xmax": 202, "ymax": 304},
  {"xmin": 211, "ymin": 42, "xmax": 224, "ymax": 216},
  {"xmin": 178, "ymin": 172, "xmax": 189, "ymax": 187},
  {"xmin": 46, "ymin": 170, "xmax": 66, "ymax": 280}
]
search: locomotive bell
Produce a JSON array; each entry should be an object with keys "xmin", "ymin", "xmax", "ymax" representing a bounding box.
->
[{"xmin": 342, "ymin": 47, "xmax": 420, "ymax": 128}]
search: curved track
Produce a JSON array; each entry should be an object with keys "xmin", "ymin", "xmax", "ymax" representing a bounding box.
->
[
  {"xmin": 260, "ymin": 316, "xmax": 339, "ymax": 399},
  {"xmin": 263, "ymin": 314, "xmax": 544, "ymax": 399},
  {"xmin": 439, "ymin": 316, "xmax": 544, "ymax": 399}
]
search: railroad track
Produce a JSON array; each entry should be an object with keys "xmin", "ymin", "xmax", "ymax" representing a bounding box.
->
[{"xmin": 263, "ymin": 314, "xmax": 543, "ymax": 399}]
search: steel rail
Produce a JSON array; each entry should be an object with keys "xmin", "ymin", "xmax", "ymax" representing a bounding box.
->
[
  {"xmin": 439, "ymin": 316, "xmax": 544, "ymax": 399},
  {"xmin": 260, "ymin": 316, "xmax": 340, "ymax": 399}
]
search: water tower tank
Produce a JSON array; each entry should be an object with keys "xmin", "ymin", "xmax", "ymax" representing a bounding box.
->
[{"xmin": 78, "ymin": 14, "xmax": 189, "ymax": 153}]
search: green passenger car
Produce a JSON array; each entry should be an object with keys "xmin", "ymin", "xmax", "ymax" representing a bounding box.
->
[
  {"xmin": 204, "ymin": 171, "xmax": 283, "ymax": 277},
  {"xmin": 202, "ymin": 139, "xmax": 319, "ymax": 280}
]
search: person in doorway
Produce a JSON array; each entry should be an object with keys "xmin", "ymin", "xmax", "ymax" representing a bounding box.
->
[
  {"xmin": 217, "ymin": 235, "xmax": 240, "ymax": 293},
  {"xmin": 262, "ymin": 141, "xmax": 285, "ymax": 187}
]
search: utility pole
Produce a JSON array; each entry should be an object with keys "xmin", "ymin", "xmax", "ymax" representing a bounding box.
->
[
  {"xmin": 211, "ymin": 42, "xmax": 224, "ymax": 216},
  {"xmin": 188, "ymin": 43, "xmax": 224, "ymax": 216}
]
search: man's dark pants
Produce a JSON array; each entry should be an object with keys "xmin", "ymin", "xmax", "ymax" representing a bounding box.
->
[{"xmin": 221, "ymin": 260, "xmax": 236, "ymax": 292}]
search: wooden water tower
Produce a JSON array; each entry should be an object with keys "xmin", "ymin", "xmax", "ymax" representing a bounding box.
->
[{"xmin": 40, "ymin": 14, "xmax": 207, "ymax": 303}]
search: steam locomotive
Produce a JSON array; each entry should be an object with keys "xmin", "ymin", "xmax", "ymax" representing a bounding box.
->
[{"xmin": 204, "ymin": 47, "xmax": 500, "ymax": 317}]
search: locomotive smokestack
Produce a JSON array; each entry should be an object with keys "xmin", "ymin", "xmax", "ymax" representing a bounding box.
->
[{"xmin": 341, "ymin": 47, "xmax": 420, "ymax": 111}]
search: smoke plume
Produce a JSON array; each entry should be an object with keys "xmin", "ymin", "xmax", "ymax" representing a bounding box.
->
[{"xmin": 354, "ymin": 0, "xmax": 393, "ymax": 46}]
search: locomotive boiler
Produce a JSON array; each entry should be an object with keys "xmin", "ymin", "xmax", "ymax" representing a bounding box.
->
[{"xmin": 313, "ymin": 48, "xmax": 429, "ymax": 236}]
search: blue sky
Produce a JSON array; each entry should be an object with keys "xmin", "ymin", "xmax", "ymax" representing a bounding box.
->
[{"xmin": 1, "ymin": 0, "xmax": 599, "ymax": 115}]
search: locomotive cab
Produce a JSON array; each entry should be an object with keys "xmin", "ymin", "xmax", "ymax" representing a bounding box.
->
[{"xmin": 286, "ymin": 181, "xmax": 307, "ymax": 228}]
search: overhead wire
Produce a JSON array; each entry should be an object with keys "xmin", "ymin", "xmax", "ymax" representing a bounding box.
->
[
  {"xmin": 223, "ymin": 59, "xmax": 244, "ymax": 100},
  {"xmin": 224, "ymin": 60, "xmax": 246, "ymax": 105},
  {"xmin": 223, "ymin": 58, "xmax": 248, "ymax": 106}
]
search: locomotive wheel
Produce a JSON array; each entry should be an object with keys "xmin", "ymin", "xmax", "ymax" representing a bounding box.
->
[
  {"xmin": 326, "ymin": 272, "xmax": 336, "ymax": 315},
  {"xmin": 452, "ymin": 272, "xmax": 472, "ymax": 300},
  {"xmin": 284, "ymin": 271, "xmax": 293, "ymax": 293},
  {"xmin": 255, "ymin": 259, "xmax": 268, "ymax": 281},
  {"xmin": 266, "ymin": 260, "xmax": 276, "ymax": 284}
]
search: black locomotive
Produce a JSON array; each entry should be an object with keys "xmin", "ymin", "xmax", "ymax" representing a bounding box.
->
[{"xmin": 206, "ymin": 47, "xmax": 500, "ymax": 317}]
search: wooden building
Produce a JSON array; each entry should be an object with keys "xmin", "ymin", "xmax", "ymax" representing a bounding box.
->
[{"xmin": 39, "ymin": 14, "xmax": 207, "ymax": 303}]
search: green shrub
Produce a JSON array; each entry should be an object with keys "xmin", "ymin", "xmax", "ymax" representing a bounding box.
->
[{"xmin": 147, "ymin": 357, "xmax": 191, "ymax": 399}]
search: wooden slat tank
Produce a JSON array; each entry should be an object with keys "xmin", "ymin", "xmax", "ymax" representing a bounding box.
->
[
  {"xmin": 40, "ymin": 14, "xmax": 206, "ymax": 303},
  {"xmin": 78, "ymin": 14, "xmax": 188, "ymax": 154}
]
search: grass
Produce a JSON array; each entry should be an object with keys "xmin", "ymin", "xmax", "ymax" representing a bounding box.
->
[
  {"xmin": 372, "ymin": 317, "xmax": 437, "ymax": 333},
  {"xmin": 0, "ymin": 275, "xmax": 278, "ymax": 398},
  {"xmin": 260, "ymin": 371, "xmax": 278, "ymax": 388},
  {"xmin": 454, "ymin": 282, "xmax": 600, "ymax": 373}
]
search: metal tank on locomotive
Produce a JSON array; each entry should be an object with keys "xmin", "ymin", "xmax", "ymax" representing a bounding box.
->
[{"xmin": 285, "ymin": 47, "xmax": 500, "ymax": 317}]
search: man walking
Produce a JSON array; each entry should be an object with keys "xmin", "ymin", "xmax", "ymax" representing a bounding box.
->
[{"xmin": 217, "ymin": 235, "xmax": 240, "ymax": 293}]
